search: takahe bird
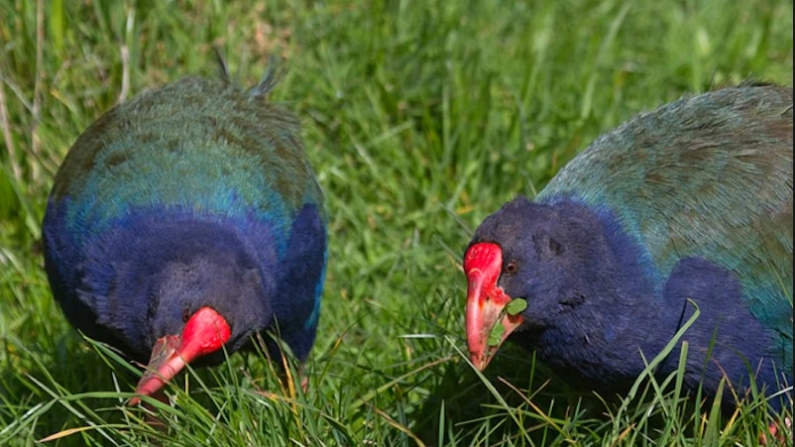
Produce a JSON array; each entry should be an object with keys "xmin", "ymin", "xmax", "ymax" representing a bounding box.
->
[
  {"xmin": 464, "ymin": 84, "xmax": 793, "ymax": 410},
  {"xmin": 42, "ymin": 63, "xmax": 328, "ymax": 403}
]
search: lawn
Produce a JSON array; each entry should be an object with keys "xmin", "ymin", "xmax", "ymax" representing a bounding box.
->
[{"xmin": 0, "ymin": 0, "xmax": 792, "ymax": 445}]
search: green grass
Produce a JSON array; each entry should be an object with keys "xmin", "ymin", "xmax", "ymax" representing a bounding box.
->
[{"xmin": 1, "ymin": 0, "xmax": 792, "ymax": 445}]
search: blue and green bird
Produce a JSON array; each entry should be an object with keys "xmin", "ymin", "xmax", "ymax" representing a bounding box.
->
[
  {"xmin": 465, "ymin": 84, "xmax": 792, "ymax": 409},
  {"xmin": 42, "ymin": 64, "xmax": 327, "ymax": 401}
]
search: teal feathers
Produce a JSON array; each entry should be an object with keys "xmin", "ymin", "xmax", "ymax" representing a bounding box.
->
[
  {"xmin": 50, "ymin": 74, "xmax": 326, "ymax": 253},
  {"xmin": 43, "ymin": 64, "xmax": 328, "ymax": 398},
  {"xmin": 465, "ymin": 84, "xmax": 792, "ymax": 409},
  {"xmin": 539, "ymin": 84, "xmax": 793, "ymax": 373}
]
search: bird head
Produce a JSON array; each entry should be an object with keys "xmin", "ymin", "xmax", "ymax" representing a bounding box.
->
[
  {"xmin": 127, "ymin": 232, "xmax": 270, "ymax": 405},
  {"xmin": 464, "ymin": 197, "xmax": 606, "ymax": 370}
]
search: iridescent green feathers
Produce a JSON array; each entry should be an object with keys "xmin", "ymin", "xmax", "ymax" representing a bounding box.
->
[
  {"xmin": 44, "ymin": 63, "xmax": 329, "ymax": 368},
  {"xmin": 539, "ymin": 85, "xmax": 793, "ymax": 371},
  {"xmin": 51, "ymin": 69, "xmax": 326, "ymax": 251}
]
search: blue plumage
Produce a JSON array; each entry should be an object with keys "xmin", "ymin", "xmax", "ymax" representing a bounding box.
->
[
  {"xmin": 464, "ymin": 84, "xmax": 792, "ymax": 410},
  {"xmin": 42, "ymin": 67, "xmax": 327, "ymax": 400}
]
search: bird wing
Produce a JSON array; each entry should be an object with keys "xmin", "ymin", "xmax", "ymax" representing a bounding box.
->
[
  {"xmin": 50, "ymin": 76, "xmax": 326, "ymax": 250},
  {"xmin": 538, "ymin": 86, "xmax": 793, "ymax": 371}
]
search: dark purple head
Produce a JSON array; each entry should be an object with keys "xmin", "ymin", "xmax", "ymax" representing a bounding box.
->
[
  {"xmin": 44, "ymin": 203, "xmax": 327, "ymax": 405},
  {"xmin": 464, "ymin": 196, "xmax": 652, "ymax": 370}
]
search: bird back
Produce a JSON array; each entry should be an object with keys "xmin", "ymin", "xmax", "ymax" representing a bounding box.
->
[{"xmin": 539, "ymin": 85, "xmax": 793, "ymax": 374}]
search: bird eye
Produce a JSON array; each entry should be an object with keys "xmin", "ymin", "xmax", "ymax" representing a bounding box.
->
[{"xmin": 504, "ymin": 261, "xmax": 518, "ymax": 274}]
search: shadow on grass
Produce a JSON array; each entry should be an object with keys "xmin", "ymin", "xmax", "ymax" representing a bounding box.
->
[
  {"xmin": 408, "ymin": 338, "xmax": 793, "ymax": 447},
  {"xmin": 408, "ymin": 343, "xmax": 599, "ymax": 446},
  {"xmin": 0, "ymin": 329, "xmax": 250, "ymax": 444}
]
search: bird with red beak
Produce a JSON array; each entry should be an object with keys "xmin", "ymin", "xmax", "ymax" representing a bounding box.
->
[
  {"xmin": 41, "ymin": 63, "xmax": 329, "ymax": 407},
  {"xmin": 462, "ymin": 85, "xmax": 792, "ymax": 420}
]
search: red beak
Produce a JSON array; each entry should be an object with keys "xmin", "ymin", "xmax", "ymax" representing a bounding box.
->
[
  {"xmin": 464, "ymin": 242, "xmax": 524, "ymax": 370},
  {"xmin": 130, "ymin": 306, "xmax": 231, "ymax": 405}
]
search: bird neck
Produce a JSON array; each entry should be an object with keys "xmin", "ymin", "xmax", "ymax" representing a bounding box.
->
[
  {"xmin": 526, "ymin": 199, "xmax": 680, "ymax": 387},
  {"xmin": 528, "ymin": 199, "xmax": 783, "ymax": 399},
  {"xmin": 79, "ymin": 211, "xmax": 272, "ymax": 361}
]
